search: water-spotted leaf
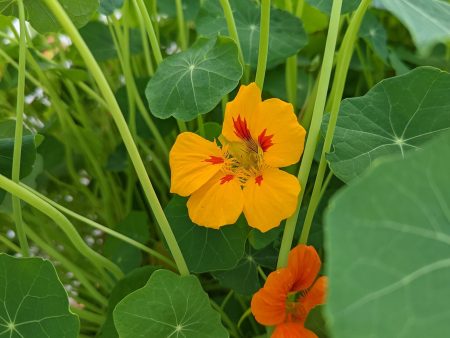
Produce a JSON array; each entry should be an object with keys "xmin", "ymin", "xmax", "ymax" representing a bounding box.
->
[
  {"xmin": 0, "ymin": 0, "xmax": 98, "ymax": 33},
  {"xmin": 113, "ymin": 269, "xmax": 228, "ymax": 338},
  {"xmin": 98, "ymin": 266, "xmax": 158, "ymax": 338},
  {"xmin": 305, "ymin": 0, "xmax": 362, "ymax": 14},
  {"xmin": 325, "ymin": 132, "xmax": 450, "ymax": 338},
  {"xmin": 99, "ymin": 0, "xmax": 124, "ymax": 15},
  {"xmin": 327, "ymin": 66, "xmax": 450, "ymax": 183},
  {"xmin": 165, "ymin": 196, "xmax": 248, "ymax": 273},
  {"xmin": 0, "ymin": 254, "xmax": 79, "ymax": 337},
  {"xmin": 377, "ymin": 0, "xmax": 450, "ymax": 54},
  {"xmin": 146, "ymin": 36, "xmax": 242, "ymax": 121},
  {"xmin": 197, "ymin": 0, "xmax": 307, "ymax": 69}
]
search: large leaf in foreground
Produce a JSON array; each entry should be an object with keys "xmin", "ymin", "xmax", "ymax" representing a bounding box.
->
[
  {"xmin": 0, "ymin": 0, "xmax": 98, "ymax": 33},
  {"xmin": 327, "ymin": 66, "xmax": 450, "ymax": 182},
  {"xmin": 197, "ymin": 0, "xmax": 307, "ymax": 69},
  {"xmin": 114, "ymin": 269, "xmax": 228, "ymax": 338},
  {"xmin": 377, "ymin": 0, "xmax": 450, "ymax": 54},
  {"xmin": 325, "ymin": 133, "xmax": 450, "ymax": 338},
  {"xmin": 146, "ymin": 36, "xmax": 242, "ymax": 121},
  {"xmin": 0, "ymin": 254, "xmax": 79, "ymax": 337},
  {"xmin": 165, "ymin": 196, "xmax": 248, "ymax": 273}
]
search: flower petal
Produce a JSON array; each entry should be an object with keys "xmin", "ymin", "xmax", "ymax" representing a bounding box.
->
[
  {"xmin": 251, "ymin": 269, "xmax": 293, "ymax": 326},
  {"xmin": 272, "ymin": 322, "xmax": 318, "ymax": 338},
  {"xmin": 243, "ymin": 168, "xmax": 300, "ymax": 232},
  {"xmin": 187, "ymin": 172, "xmax": 243, "ymax": 229},
  {"xmin": 300, "ymin": 276, "xmax": 327, "ymax": 314},
  {"xmin": 222, "ymin": 83, "xmax": 262, "ymax": 143},
  {"xmin": 251, "ymin": 98, "xmax": 306, "ymax": 167},
  {"xmin": 170, "ymin": 132, "xmax": 224, "ymax": 196},
  {"xmin": 288, "ymin": 245, "xmax": 322, "ymax": 292}
]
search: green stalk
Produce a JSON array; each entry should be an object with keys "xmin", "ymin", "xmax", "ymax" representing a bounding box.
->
[
  {"xmin": 42, "ymin": 0, "xmax": 189, "ymax": 276},
  {"xmin": 219, "ymin": 0, "xmax": 245, "ymax": 68},
  {"xmin": 0, "ymin": 234, "xmax": 21, "ymax": 253},
  {"xmin": 299, "ymin": 0, "xmax": 372, "ymax": 245},
  {"xmin": 0, "ymin": 174, "xmax": 123, "ymax": 281},
  {"xmin": 255, "ymin": 0, "xmax": 271, "ymax": 89},
  {"xmin": 134, "ymin": 0, "xmax": 155, "ymax": 75},
  {"xmin": 70, "ymin": 307, "xmax": 105, "ymax": 325},
  {"xmin": 175, "ymin": 0, "xmax": 188, "ymax": 50},
  {"xmin": 276, "ymin": 0, "xmax": 343, "ymax": 269},
  {"xmin": 11, "ymin": 0, "xmax": 30, "ymax": 257}
]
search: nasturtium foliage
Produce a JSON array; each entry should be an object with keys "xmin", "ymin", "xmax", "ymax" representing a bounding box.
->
[
  {"xmin": 0, "ymin": 0, "xmax": 98, "ymax": 33},
  {"xmin": 325, "ymin": 132, "xmax": 450, "ymax": 338},
  {"xmin": 305, "ymin": 0, "xmax": 362, "ymax": 14},
  {"xmin": 0, "ymin": 254, "xmax": 79, "ymax": 338},
  {"xmin": 99, "ymin": 0, "xmax": 124, "ymax": 15},
  {"xmin": 377, "ymin": 0, "xmax": 450, "ymax": 55},
  {"xmin": 197, "ymin": 0, "xmax": 307, "ymax": 69},
  {"xmin": 327, "ymin": 66, "xmax": 450, "ymax": 183},
  {"xmin": 113, "ymin": 269, "xmax": 228, "ymax": 338},
  {"xmin": 359, "ymin": 11, "xmax": 388, "ymax": 62},
  {"xmin": 98, "ymin": 266, "xmax": 157, "ymax": 338},
  {"xmin": 103, "ymin": 211, "xmax": 150, "ymax": 274},
  {"xmin": 165, "ymin": 196, "xmax": 248, "ymax": 273},
  {"xmin": 158, "ymin": 0, "xmax": 200, "ymax": 21},
  {"xmin": 146, "ymin": 36, "xmax": 242, "ymax": 121}
]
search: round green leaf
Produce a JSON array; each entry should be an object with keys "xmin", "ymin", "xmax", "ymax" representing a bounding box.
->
[
  {"xmin": 0, "ymin": 254, "xmax": 79, "ymax": 338},
  {"xmin": 158, "ymin": 0, "xmax": 200, "ymax": 21},
  {"xmin": 1, "ymin": 0, "xmax": 98, "ymax": 33},
  {"xmin": 359, "ymin": 11, "xmax": 388, "ymax": 62},
  {"xmin": 327, "ymin": 66, "xmax": 450, "ymax": 182},
  {"xmin": 325, "ymin": 132, "xmax": 450, "ymax": 338},
  {"xmin": 146, "ymin": 36, "xmax": 242, "ymax": 121},
  {"xmin": 99, "ymin": 0, "xmax": 124, "ymax": 15},
  {"xmin": 165, "ymin": 196, "xmax": 248, "ymax": 273},
  {"xmin": 197, "ymin": 0, "xmax": 308, "ymax": 69},
  {"xmin": 305, "ymin": 0, "xmax": 362, "ymax": 14},
  {"xmin": 113, "ymin": 269, "xmax": 228, "ymax": 338}
]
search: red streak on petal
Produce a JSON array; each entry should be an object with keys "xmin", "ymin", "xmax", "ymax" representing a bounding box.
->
[
  {"xmin": 258, "ymin": 129, "xmax": 274, "ymax": 152},
  {"xmin": 220, "ymin": 174, "xmax": 235, "ymax": 185},
  {"xmin": 233, "ymin": 115, "xmax": 252, "ymax": 140},
  {"xmin": 255, "ymin": 175, "xmax": 263, "ymax": 186},
  {"xmin": 204, "ymin": 155, "xmax": 224, "ymax": 165}
]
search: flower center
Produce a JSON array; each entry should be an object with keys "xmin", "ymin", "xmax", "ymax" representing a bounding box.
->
[{"xmin": 285, "ymin": 292, "xmax": 308, "ymax": 323}]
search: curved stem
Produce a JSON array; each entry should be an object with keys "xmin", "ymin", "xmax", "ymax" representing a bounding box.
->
[
  {"xmin": 277, "ymin": 0, "xmax": 343, "ymax": 269},
  {"xmin": 0, "ymin": 174, "xmax": 123, "ymax": 280},
  {"xmin": 11, "ymin": 0, "xmax": 30, "ymax": 257},
  {"xmin": 219, "ymin": 0, "xmax": 245, "ymax": 68},
  {"xmin": 42, "ymin": 0, "xmax": 189, "ymax": 276},
  {"xmin": 298, "ymin": 0, "xmax": 372, "ymax": 245},
  {"xmin": 255, "ymin": 0, "xmax": 271, "ymax": 89}
]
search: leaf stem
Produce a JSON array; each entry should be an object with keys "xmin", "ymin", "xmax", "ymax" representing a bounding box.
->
[
  {"xmin": 255, "ymin": 0, "xmax": 270, "ymax": 89},
  {"xmin": 11, "ymin": 0, "xmax": 30, "ymax": 257},
  {"xmin": 175, "ymin": 0, "xmax": 188, "ymax": 50},
  {"xmin": 219, "ymin": 0, "xmax": 245, "ymax": 69},
  {"xmin": 42, "ymin": 0, "xmax": 189, "ymax": 276},
  {"xmin": 276, "ymin": 0, "xmax": 343, "ymax": 269},
  {"xmin": 299, "ymin": 0, "xmax": 372, "ymax": 245}
]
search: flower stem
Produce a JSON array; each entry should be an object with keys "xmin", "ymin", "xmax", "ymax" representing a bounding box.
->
[
  {"xmin": 255, "ymin": 0, "xmax": 270, "ymax": 89},
  {"xmin": 298, "ymin": 0, "xmax": 372, "ymax": 245},
  {"xmin": 42, "ymin": 0, "xmax": 189, "ymax": 276},
  {"xmin": 175, "ymin": 0, "xmax": 188, "ymax": 50},
  {"xmin": 11, "ymin": 0, "xmax": 30, "ymax": 257},
  {"xmin": 219, "ymin": 0, "xmax": 245, "ymax": 69},
  {"xmin": 276, "ymin": 0, "xmax": 343, "ymax": 269}
]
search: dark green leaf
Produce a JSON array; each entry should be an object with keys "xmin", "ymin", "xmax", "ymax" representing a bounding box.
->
[
  {"xmin": 146, "ymin": 36, "xmax": 242, "ymax": 121},
  {"xmin": 165, "ymin": 196, "xmax": 248, "ymax": 273},
  {"xmin": 325, "ymin": 132, "xmax": 450, "ymax": 338},
  {"xmin": 158, "ymin": 0, "xmax": 200, "ymax": 21},
  {"xmin": 99, "ymin": 0, "xmax": 124, "ymax": 15},
  {"xmin": 305, "ymin": 0, "xmax": 361, "ymax": 14},
  {"xmin": 0, "ymin": 254, "xmax": 79, "ymax": 338},
  {"xmin": 359, "ymin": 11, "xmax": 388, "ymax": 62},
  {"xmin": 327, "ymin": 67, "xmax": 450, "ymax": 182},
  {"xmin": 114, "ymin": 269, "xmax": 228, "ymax": 338},
  {"xmin": 197, "ymin": 0, "xmax": 308, "ymax": 69}
]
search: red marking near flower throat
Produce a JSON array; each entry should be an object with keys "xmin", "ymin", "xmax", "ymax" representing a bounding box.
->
[
  {"xmin": 233, "ymin": 115, "xmax": 252, "ymax": 140},
  {"xmin": 220, "ymin": 174, "xmax": 234, "ymax": 185},
  {"xmin": 204, "ymin": 156, "xmax": 224, "ymax": 164},
  {"xmin": 258, "ymin": 129, "xmax": 274, "ymax": 151},
  {"xmin": 255, "ymin": 175, "xmax": 263, "ymax": 186}
]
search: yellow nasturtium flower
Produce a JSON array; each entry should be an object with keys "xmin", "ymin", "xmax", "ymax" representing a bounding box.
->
[{"xmin": 169, "ymin": 83, "xmax": 306, "ymax": 232}]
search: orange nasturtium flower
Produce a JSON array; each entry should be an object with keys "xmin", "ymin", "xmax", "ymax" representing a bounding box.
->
[
  {"xmin": 169, "ymin": 83, "xmax": 306, "ymax": 231},
  {"xmin": 251, "ymin": 245, "xmax": 327, "ymax": 337}
]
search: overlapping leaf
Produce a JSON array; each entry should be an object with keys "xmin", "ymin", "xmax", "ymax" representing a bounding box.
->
[
  {"xmin": 197, "ymin": 0, "xmax": 307, "ymax": 69},
  {"xmin": 146, "ymin": 36, "xmax": 242, "ymax": 121},
  {"xmin": 114, "ymin": 269, "xmax": 228, "ymax": 338},
  {"xmin": 0, "ymin": 254, "xmax": 79, "ymax": 338},
  {"xmin": 325, "ymin": 132, "xmax": 450, "ymax": 338},
  {"xmin": 327, "ymin": 67, "xmax": 450, "ymax": 182}
]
